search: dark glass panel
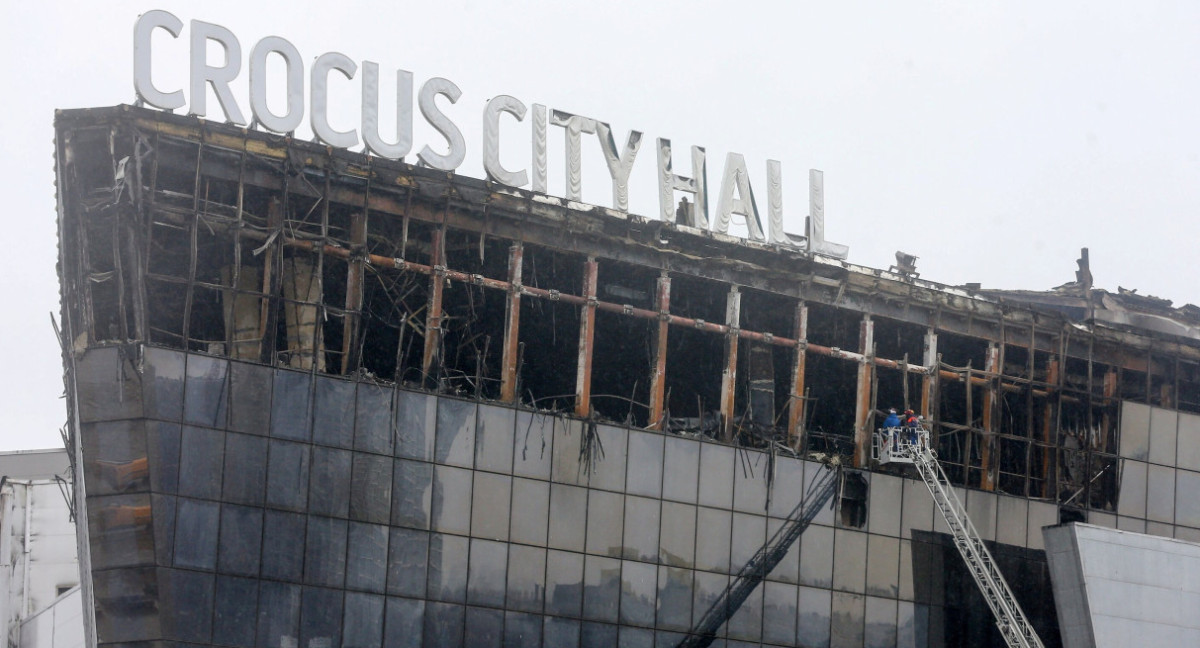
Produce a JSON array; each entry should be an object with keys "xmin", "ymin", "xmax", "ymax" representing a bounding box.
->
[
  {"xmin": 256, "ymin": 581, "xmax": 301, "ymax": 648},
  {"xmin": 583, "ymin": 554, "xmax": 621, "ymax": 622},
  {"xmin": 695, "ymin": 507, "xmax": 732, "ymax": 573},
  {"xmin": 349, "ymin": 452, "xmax": 393, "ymax": 524},
  {"xmin": 768, "ymin": 456, "xmax": 805, "ymax": 519},
  {"xmin": 218, "ymin": 503, "xmax": 262, "ymax": 576},
  {"xmin": 427, "ymin": 533, "xmax": 469, "ymax": 603},
  {"xmin": 424, "ymin": 602, "xmax": 465, "ymax": 648},
  {"xmin": 312, "ymin": 376, "xmax": 355, "ymax": 448},
  {"xmin": 618, "ymin": 626, "xmax": 654, "ymax": 648},
  {"xmin": 184, "ymin": 353, "xmax": 228, "ymax": 428},
  {"xmin": 465, "ymin": 606, "xmax": 504, "ymax": 647},
  {"xmin": 82, "ymin": 420, "xmax": 149, "ymax": 496},
  {"xmin": 436, "ymin": 397, "xmax": 477, "ymax": 468},
  {"xmin": 474, "ymin": 404, "xmax": 515, "ymax": 474},
  {"xmin": 504, "ymin": 611, "xmax": 542, "ymax": 648},
  {"xmin": 391, "ymin": 458, "xmax": 433, "ymax": 529},
  {"xmin": 222, "ymin": 432, "xmax": 267, "ymax": 506},
  {"xmin": 866, "ymin": 535, "xmax": 900, "ymax": 598},
  {"xmin": 430, "ymin": 465, "xmax": 472, "ymax": 535},
  {"xmin": 864, "ymin": 596, "xmax": 898, "ymax": 648},
  {"xmin": 92, "ymin": 567, "xmax": 160, "ymax": 642},
  {"xmin": 623, "ymin": 495, "xmax": 661, "ymax": 562},
  {"xmin": 213, "ymin": 575, "xmax": 259, "ymax": 648},
  {"xmin": 589, "ymin": 424, "xmax": 629, "ymax": 492},
  {"xmin": 260, "ymin": 510, "xmax": 306, "ymax": 582},
  {"xmin": 732, "ymin": 450, "xmax": 769, "ymax": 514},
  {"xmin": 830, "ymin": 592, "xmax": 865, "ymax": 648},
  {"xmin": 551, "ymin": 418, "xmax": 586, "ymax": 486},
  {"xmin": 627, "ymin": 431, "xmax": 664, "ymax": 498},
  {"xmin": 343, "ymin": 592, "xmax": 385, "ymax": 648},
  {"xmin": 505, "ymin": 543, "xmax": 546, "ymax": 613},
  {"xmin": 308, "ymin": 446, "xmax": 352, "ymax": 518},
  {"xmin": 762, "ymin": 581, "xmax": 798, "ymax": 645},
  {"xmin": 656, "ymin": 566, "xmax": 693, "ymax": 631},
  {"xmin": 471, "ymin": 472, "xmax": 512, "ymax": 541},
  {"xmin": 832, "ymin": 529, "xmax": 868, "ymax": 594},
  {"xmin": 147, "ymin": 421, "xmax": 181, "ymax": 494},
  {"xmin": 730, "ymin": 512, "xmax": 766, "ymax": 573},
  {"xmin": 698, "ymin": 443, "xmax": 735, "ymax": 509},
  {"xmin": 143, "ymin": 346, "xmax": 185, "ymax": 421},
  {"xmin": 799, "ymin": 524, "xmax": 834, "ymax": 588},
  {"xmin": 513, "ymin": 410, "xmax": 554, "ymax": 479},
  {"xmin": 355, "ymin": 382, "xmax": 394, "ymax": 455},
  {"xmin": 159, "ymin": 567, "xmax": 214, "ymax": 643},
  {"xmin": 271, "ymin": 369, "xmax": 312, "ymax": 441},
  {"xmin": 662, "ymin": 436, "xmax": 699, "ymax": 504},
  {"xmin": 151, "ymin": 494, "xmax": 177, "ymax": 566},
  {"xmin": 659, "ymin": 501, "xmax": 696, "ymax": 569},
  {"xmin": 346, "ymin": 522, "xmax": 389, "ymax": 593},
  {"xmin": 619, "ymin": 561, "xmax": 657, "ymax": 628},
  {"xmin": 545, "ymin": 549, "xmax": 585, "ymax": 617},
  {"xmin": 692, "ymin": 570, "xmax": 730, "ymax": 630},
  {"xmin": 395, "ymin": 390, "xmax": 436, "ymax": 461},
  {"xmin": 178, "ymin": 425, "xmax": 224, "ymax": 500},
  {"xmin": 765, "ymin": 517, "xmax": 800, "ymax": 585},
  {"xmin": 585, "ymin": 490, "xmax": 624, "ymax": 558},
  {"xmin": 544, "ymin": 617, "xmax": 581, "ymax": 648},
  {"xmin": 304, "ymin": 515, "xmax": 348, "ymax": 588},
  {"xmin": 265, "ymin": 439, "xmax": 310, "ymax": 512},
  {"xmin": 467, "ymin": 538, "xmax": 508, "ymax": 607},
  {"xmin": 173, "ymin": 497, "xmax": 220, "ymax": 570},
  {"xmin": 510, "ymin": 477, "xmax": 550, "ymax": 546},
  {"xmin": 229, "ymin": 359, "xmax": 273, "ymax": 435},
  {"xmin": 797, "ymin": 585, "xmax": 832, "ymax": 648},
  {"xmin": 387, "ymin": 527, "xmax": 429, "ymax": 598},
  {"xmin": 383, "ymin": 597, "xmax": 425, "ymax": 648},
  {"xmin": 581, "ymin": 622, "xmax": 618, "ymax": 648},
  {"xmin": 726, "ymin": 579, "xmax": 762, "ymax": 641},
  {"xmin": 74, "ymin": 346, "xmax": 142, "ymax": 423},
  {"xmin": 300, "ymin": 586, "xmax": 343, "ymax": 648}
]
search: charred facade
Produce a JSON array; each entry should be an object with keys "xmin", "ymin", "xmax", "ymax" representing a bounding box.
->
[{"xmin": 55, "ymin": 106, "xmax": 1200, "ymax": 647}]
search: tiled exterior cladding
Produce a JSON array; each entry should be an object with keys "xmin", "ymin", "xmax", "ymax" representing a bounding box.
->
[{"xmin": 72, "ymin": 345, "xmax": 1073, "ymax": 648}]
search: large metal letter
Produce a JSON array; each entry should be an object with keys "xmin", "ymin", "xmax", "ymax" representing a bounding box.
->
[
  {"xmin": 483, "ymin": 95, "xmax": 529, "ymax": 188},
  {"xmin": 134, "ymin": 10, "xmax": 185, "ymax": 110},
  {"xmin": 656, "ymin": 139, "xmax": 708, "ymax": 228},
  {"xmin": 767, "ymin": 160, "xmax": 789, "ymax": 245},
  {"xmin": 188, "ymin": 20, "xmax": 246, "ymax": 124},
  {"xmin": 713, "ymin": 153, "xmax": 765, "ymax": 241},
  {"xmin": 362, "ymin": 63, "xmax": 413, "ymax": 160},
  {"xmin": 532, "ymin": 104, "xmax": 548, "ymax": 193},
  {"xmin": 417, "ymin": 78, "xmax": 466, "ymax": 170},
  {"xmin": 550, "ymin": 110, "xmax": 598, "ymax": 202},
  {"xmin": 807, "ymin": 169, "xmax": 849, "ymax": 258},
  {"xmin": 249, "ymin": 36, "xmax": 304, "ymax": 133},
  {"xmin": 311, "ymin": 52, "xmax": 358, "ymax": 149},
  {"xmin": 595, "ymin": 123, "xmax": 643, "ymax": 212}
]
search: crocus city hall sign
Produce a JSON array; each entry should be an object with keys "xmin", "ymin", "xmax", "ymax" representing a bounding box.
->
[{"xmin": 133, "ymin": 9, "xmax": 847, "ymax": 257}]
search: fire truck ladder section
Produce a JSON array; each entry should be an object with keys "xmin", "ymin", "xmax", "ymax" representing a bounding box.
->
[
  {"xmin": 875, "ymin": 428, "xmax": 1045, "ymax": 648},
  {"xmin": 678, "ymin": 463, "xmax": 840, "ymax": 648}
]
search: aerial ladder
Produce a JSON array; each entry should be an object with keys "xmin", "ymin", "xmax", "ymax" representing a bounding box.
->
[
  {"xmin": 874, "ymin": 427, "xmax": 1045, "ymax": 648},
  {"xmin": 678, "ymin": 463, "xmax": 840, "ymax": 648}
]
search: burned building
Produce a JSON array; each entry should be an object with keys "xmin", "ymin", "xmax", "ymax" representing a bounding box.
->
[{"xmin": 55, "ymin": 105, "xmax": 1200, "ymax": 647}]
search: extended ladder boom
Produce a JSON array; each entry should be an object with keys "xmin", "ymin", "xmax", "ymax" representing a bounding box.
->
[
  {"xmin": 678, "ymin": 465, "xmax": 840, "ymax": 648},
  {"xmin": 908, "ymin": 445, "xmax": 1045, "ymax": 648}
]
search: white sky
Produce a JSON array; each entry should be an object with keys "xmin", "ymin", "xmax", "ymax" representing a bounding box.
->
[{"xmin": 3, "ymin": 2, "xmax": 1198, "ymax": 451}]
